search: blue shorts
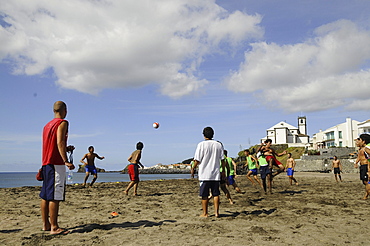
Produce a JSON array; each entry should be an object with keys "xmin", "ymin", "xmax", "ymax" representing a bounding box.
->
[
  {"xmin": 259, "ymin": 166, "xmax": 271, "ymax": 179},
  {"xmin": 85, "ymin": 165, "xmax": 97, "ymax": 175},
  {"xmin": 199, "ymin": 181, "xmax": 220, "ymax": 198},
  {"xmin": 227, "ymin": 175, "xmax": 235, "ymax": 185},
  {"xmin": 249, "ymin": 169, "xmax": 258, "ymax": 176},
  {"xmin": 286, "ymin": 168, "xmax": 294, "ymax": 176}
]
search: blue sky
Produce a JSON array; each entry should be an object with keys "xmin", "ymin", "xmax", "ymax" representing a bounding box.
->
[{"xmin": 1, "ymin": 0, "xmax": 369, "ymax": 172}]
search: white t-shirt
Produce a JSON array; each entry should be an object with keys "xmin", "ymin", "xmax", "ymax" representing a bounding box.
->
[{"xmin": 194, "ymin": 140, "xmax": 224, "ymax": 181}]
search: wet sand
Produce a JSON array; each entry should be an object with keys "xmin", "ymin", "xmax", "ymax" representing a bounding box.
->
[{"xmin": 0, "ymin": 172, "xmax": 368, "ymax": 245}]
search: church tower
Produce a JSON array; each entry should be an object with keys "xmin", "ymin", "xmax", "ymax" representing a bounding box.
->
[{"xmin": 298, "ymin": 116, "xmax": 307, "ymax": 135}]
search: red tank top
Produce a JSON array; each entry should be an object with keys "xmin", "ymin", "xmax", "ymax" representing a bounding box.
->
[{"xmin": 42, "ymin": 118, "xmax": 68, "ymax": 166}]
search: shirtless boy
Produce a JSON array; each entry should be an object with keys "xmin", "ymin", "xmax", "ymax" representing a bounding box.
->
[
  {"xmin": 285, "ymin": 153, "xmax": 298, "ymax": 185},
  {"xmin": 124, "ymin": 142, "xmax": 144, "ymax": 196},
  {"xmin": 244, "ymin": 149, "xmax": 263, "ymax": 188},
  {"xmin": 331, "ymin": 156, "xmax": 342, "ymax": 182},
  {"xmin": 80, "ymin": 146, "xmax": 105, "ymax": 187},
  {"xmin": 258, "ymin": 139, "xmax": 286, "ymax": 178},
  {"xmin": 354, "ymin": 134, "xmax": 370, "ymax": 199}
]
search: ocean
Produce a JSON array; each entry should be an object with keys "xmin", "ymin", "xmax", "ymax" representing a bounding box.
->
[{"xmin": 0, "ymin": 172, "xmax": 191, "ymax": 188}]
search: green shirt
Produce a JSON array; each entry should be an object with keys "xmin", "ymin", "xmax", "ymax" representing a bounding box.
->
[
  {"xmin": 220, "ymin": 156, "xmax": 235, "ymax": 175},
  {"xmin": 258, "ymin": 156, "xmax": 268, "ymax": 166},
  {"xmin": 247, "ymin": 156, "xmax": 257, "ymax": 169}
]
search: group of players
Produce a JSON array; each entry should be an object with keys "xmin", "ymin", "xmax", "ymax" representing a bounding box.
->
[{"xmin": 40, "ymin": 101, "xmax": 370, "ymax": 231}]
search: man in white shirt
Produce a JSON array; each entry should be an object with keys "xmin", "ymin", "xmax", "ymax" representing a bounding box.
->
[{"xmin": 191, "ymin": 127, "xmax": 226, "ymax": 218}]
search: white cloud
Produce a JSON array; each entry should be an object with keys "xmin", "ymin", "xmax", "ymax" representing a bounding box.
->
[
  {"xmin": 0, "ymin": 0, "xmax": 263, "ymax": 98},
  {"xmin": 226, "ymin": 19, "xmax": 370, "ymax": 112}
]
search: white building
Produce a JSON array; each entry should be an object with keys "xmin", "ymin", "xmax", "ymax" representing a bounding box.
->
[
  {"xmin": 261, "ymin": 116, "xmax": 310, "ymax": 146},
  {"xmin": 311, "ymin": 117, "xmax": 359, "ymax": 149},
  {"xmin": 358, "ymin": 119, "xmax": 370, "ymax": 134}
]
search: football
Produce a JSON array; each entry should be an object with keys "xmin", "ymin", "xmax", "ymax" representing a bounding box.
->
[{"xmin": 153, "ymin": 122, "xmax": 160, "ymax": 129}]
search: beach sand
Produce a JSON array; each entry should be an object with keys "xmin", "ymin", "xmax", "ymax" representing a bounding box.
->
[{"xmin": 0, "ymin": 172, "xmax": 368, "ymax": 245}]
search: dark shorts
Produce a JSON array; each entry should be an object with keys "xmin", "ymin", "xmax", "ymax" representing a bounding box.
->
[
  {"xmin": 259, "ymin": 165, "xmax": 271, "ymax": 179},
  {"xmin": 249, "ymin": 169, "xmax": 258, "ymax": 176},
  {"xmin": 199, "ymin": 181, "xmax": 220, "ymax": 197},
  {"xmin": 227, "ymin": 175, "xmax": 235, "ymax": 185},
  {"xmin": 360, "ymin": 165, "xmax": 368, "ymax": 181},
  {"xmin": 85, "ymin": 165, "xmax": 97, "ymax": 175},
  {"xmin": 128, "ymin": 164, "xmax": 139, "ymax": 182},
  {"xmin": 333, "ymin": 167, "xmax": 340, "ymax": 174}
]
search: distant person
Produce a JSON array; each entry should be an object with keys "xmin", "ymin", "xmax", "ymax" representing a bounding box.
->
[
  {"xmin": 80, "ymin": 146, "xmax": 105, "ymax": 188},
  {"xmin": 124, "ymin": 142, "xmax": 144, "ymax": 196},
  {"xmin": 191, "ymin": 127, "xmax": 226, "ymax": 217},
  {"xmin": 354, "ymin": 134, "xmax": 370, "ymax": 199},
  {"xmin": 244, "ymin": 149, "xmax": 263, "ymax": 188},
  {"xmin": 331, "ymin": 156, "xmax": 342, "ymax": 182},
  {"xmin": 40, "ymin": 101, "xmax": 75, "ymax": 235},
  {"xmin": 224, "ymin": 150, "xmax": 242, "ymax": 193},
  {"xmin": 285, "ymin": 153, "xmax": 298, "ymax": 185},
  {"xmin": 190, "ymin": 159, "xmax": 197, "ymax": 178}
]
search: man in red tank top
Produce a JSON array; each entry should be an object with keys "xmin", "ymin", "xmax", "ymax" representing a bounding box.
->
[{"xmin": 39, "ymin": 101, "xmax": 75, "ymax": 235}]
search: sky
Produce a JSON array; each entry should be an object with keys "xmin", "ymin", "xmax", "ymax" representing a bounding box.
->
[{"xmin": 1, "ymin": 0, "xmax": 370, "ymax": 172}]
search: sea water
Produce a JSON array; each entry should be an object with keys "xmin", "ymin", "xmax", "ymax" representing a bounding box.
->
[{"xmin": 0, "ymin": 172, "xmax": 191, "ymax": 188}]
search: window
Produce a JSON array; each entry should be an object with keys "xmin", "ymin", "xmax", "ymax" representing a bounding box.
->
[
  {"xmin": 325, "ymin": 131, "xmax": 335, "ymax": 140},
  {"xmin": 339, "ymin": 141, "xmax": 342, "ymax": 147},
  {"xmin": 339, "ymin": 131, "xmax": 342, "ymax": 139}
]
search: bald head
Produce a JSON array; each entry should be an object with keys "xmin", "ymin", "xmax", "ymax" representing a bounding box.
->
[{"xmin": 53, "ymin": 101, "xmax": 67, "ymax": 118}]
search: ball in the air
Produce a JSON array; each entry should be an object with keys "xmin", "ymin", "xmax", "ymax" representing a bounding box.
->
[{"xmin": 153, "ymin": 122, "xmax": 159, "ymax": 129}]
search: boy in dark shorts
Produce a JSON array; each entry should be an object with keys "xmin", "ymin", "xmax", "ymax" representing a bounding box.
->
[
  {"xmin": 354, "ymin": 134, "xmax": 370, "ymax": 199},
  {"xmin": 124, "ymin": 142, "xmax": 144, "ymax": 196},
  {"xmin": 192, "ymin": 127, "xmax": 226, "ymax": 217},
  {"xmin": 331, "ymin": 156, "xmax": 342, "ymax": 182},
  {"xmin": 80, "ymin": 146, "xmax": 105, "ymax": 187}
]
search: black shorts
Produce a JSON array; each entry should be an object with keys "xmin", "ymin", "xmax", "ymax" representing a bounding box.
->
[
  {"xmin": 333, "ymin": 167, "xmax": 340, "ymax": 174},
  {"xmin": 259, "ymin": 165, "xmax": 271, "ymax": 179},
  {"xmin": 360, "ymin": 165, "xmax": 368, "ymax": 181},
  {"xmin": 199, "ymin": 181, "xmax": 220, "ymax": 197}
]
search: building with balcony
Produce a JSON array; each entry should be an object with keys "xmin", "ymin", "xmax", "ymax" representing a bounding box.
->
[
  {"xmin": 311, "ymin": 117, "xmax": 359, "ymax": 149},
  {"xmin": 358, "ymin": 119, "xmax": 370, "ymax": 134}
]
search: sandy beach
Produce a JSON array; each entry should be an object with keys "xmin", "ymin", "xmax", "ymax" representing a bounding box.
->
[{"xmin": 0, "ymin": 172, "xmax": 368, "ymax": 245}]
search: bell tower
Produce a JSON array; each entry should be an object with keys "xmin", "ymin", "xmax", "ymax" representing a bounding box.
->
[{"xmin": 298, "ymin": 116, "xmax": 307, "ymax": 135}]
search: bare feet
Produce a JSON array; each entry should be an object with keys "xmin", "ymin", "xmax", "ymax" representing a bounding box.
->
[
  {"xmin": 199, "ymin": 214, "xmax": 208, "ymax": 218},
  {"xmin": 42, "ymin": 223, "xmax": 51, "ymax": 231},
  {"xmin": 124, "ymin": 190, "xmax": 128, "ymax": 195},
  {"xmin": 50, "ymin": 228, "xmax": 70, "ymax": 235},
  {"xmin": 214, "ymin": 214, "xmax": 220, "ymax": 218},
  {"xmin": 229, "ymin": 199, "xmax": 234, "ymax": 204}
]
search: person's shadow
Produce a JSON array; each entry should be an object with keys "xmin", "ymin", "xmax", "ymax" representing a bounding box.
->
[
  {"xmin": 222, "ymin": 208, "xmax": 277, "ymax": 218},
  {"xmin": 70, "ymin": 219, "xmax": 177, "ymax": 233}
]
